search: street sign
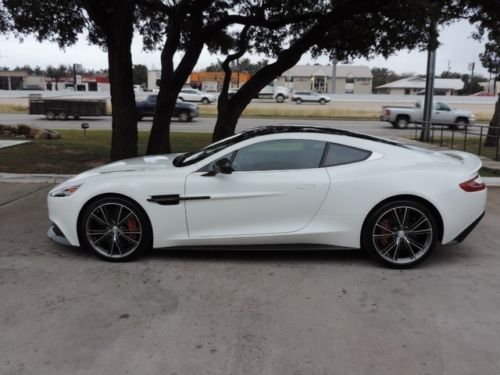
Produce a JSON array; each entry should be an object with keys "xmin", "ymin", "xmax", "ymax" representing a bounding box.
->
[{"xmin": 468, "ymin": 62, "xmax": 475, "ymax": 71}]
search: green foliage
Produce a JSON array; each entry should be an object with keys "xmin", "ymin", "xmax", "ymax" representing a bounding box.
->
[{"xmin": 132, "ymin": 64, "xmax": 148, "ymax": 85}]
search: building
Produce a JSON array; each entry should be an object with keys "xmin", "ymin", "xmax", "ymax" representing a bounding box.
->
[
  {"xmin": 0, "ymin": 70, "xmax": 110, "ymax": 91},
  {"xmin": 276, "ymin": 64, "xmax": 373, "ymax": 94},
  {"xmin": 190, "ymin": 71, "xmax": 251, "ymax": 92},
  {"xmin": 0, "ymin": 71, "xmax": 46, "ymax": 90},
  {"xmin": 375, "ymin": 77, "xmax": 464, "ymax": 95}
]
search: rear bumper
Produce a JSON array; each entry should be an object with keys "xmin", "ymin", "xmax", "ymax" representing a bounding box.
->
[{"xmin": 445, "ymin": 211, "xmax": 485, "ymax": 245}]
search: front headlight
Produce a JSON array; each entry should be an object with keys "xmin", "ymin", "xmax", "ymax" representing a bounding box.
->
[{"xmin": 50, "ymin": 184, "xmax": 82, "ymax": 197}]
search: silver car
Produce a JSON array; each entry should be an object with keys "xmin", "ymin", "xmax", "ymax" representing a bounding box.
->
[{"xmin": 291, "ymin": 91, "xmax": 331, "ymax": 105}]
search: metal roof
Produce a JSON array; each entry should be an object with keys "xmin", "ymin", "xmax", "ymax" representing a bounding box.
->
[
  {"xmin": 376, "ymin": 77, "xmax": 464, "ymax": 90},
  {"xmin": 281, "ymin": 65, "xmax": 373, "ymax": 78}
]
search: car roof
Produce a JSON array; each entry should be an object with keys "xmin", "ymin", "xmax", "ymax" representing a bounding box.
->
[{"xmin": 238, "ymin": 125, "xmax": 405, "ymax": 148}]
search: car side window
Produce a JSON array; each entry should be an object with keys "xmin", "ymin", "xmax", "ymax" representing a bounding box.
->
[
  {"xmin": 322, "ymin": 143, "xmax": 372, "ymax": 167},
  {"xmin": 231, "ymin": 139, "xmax": 326, "ymax": 172}
]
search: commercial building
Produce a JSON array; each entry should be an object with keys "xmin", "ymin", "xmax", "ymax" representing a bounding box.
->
[
  {"xmin": 375, "ymin": 77, "xmax": 464, "ymax": 95},
  {"xmin": 190, "ymin": 71, "xmax": 251, "ymax": 92},
  {"xmin": 276, "ymin": 64, "xmax": 373, "ymax": 94},
  {"xmin": 0, "ymin": 70, "xmax": 109, "ymax": 91},
  {"xmin": 0, "ymin": 71, "xmax": 45, "ymax": 90}
]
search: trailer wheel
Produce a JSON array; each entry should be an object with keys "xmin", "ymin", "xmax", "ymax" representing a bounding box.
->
[
  {"xmin": 57, "ymin": 111, "xmax": 68, "ymax": 120},
  {"xmin": 46, "ymin": 111, "xmax": 56, "ymax": 120}
]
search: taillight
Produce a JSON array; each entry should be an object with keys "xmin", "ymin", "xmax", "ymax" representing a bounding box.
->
[
  {"xmin": 384, "ymin": 109, "xmax": 391, "ymax": 116},
  {"xmin": 460, "ymin": 175, "xmax": 486, "ymax": 192}
]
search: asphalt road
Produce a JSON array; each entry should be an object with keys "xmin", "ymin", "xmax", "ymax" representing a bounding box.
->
[
  {"xmin": 0, "ymin": 113, "xmax": 418, "ymax": 138},
  {"xmin": 1, "ymin": 182, "xmax": 500, "ymax": 375}
]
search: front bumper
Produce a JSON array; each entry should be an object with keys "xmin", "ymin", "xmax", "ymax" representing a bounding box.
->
[
  {"xmin": 190, "ymin": 109, "xmax": 200, "ymax": 118},
  {"xmin": 47, "ymin": 223, "xmax": 72, "ymax": 246}
]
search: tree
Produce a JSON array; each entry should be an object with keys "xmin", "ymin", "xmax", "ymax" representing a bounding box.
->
[
  {"xmin": 132, "ymin": 64, "xmax": 148, "ymax": 87},
  {"xmin": 212, "ymin": 0, "xmax": 465, "ymax": 141},
  {"xmin": 464, "ymin": 0, "xmax": 500, "ymax": 147},
  {"xmin": 46, "ymin": 64, "xmax": 69, "ymax": 90},
  {"xmin": 4, "ymin": 0, "xmax": 147, "ymax": 161},
  {"xmin": 145, "ymin": 0, "xmax": 326, "ymax": 155}
]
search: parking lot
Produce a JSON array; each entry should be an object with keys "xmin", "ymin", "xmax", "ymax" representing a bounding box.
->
[{"xmin": 1, "ymin": 182, "xmax": 500, "ymax": 375}]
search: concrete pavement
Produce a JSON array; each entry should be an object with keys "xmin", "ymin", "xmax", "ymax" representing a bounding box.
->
[{"xmin": 1, "ymin": 182, "xmax": 500, "ymax": 375}]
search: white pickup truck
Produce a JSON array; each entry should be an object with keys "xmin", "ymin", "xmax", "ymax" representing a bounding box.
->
[
  {"xmin": 228, "ymin": 81, "xmax": 289, "ymax": 103},
  {"xmin": 380, "ymin": 101, "xmax": 475, "ymax": 129}
]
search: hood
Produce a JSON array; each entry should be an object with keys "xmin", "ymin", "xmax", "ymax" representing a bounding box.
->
[{"xmin": 67, "ymin": 154, "xmax": 181, "ymax": 184}]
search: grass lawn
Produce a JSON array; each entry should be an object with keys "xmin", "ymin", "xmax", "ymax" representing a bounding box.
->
[{"xmin": 0, "ymin": 130, "xmax": 212, "ymax": 174}]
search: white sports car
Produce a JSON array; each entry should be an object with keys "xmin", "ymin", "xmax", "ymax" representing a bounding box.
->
[{"xmin": 47, "ymin": 126, "xmax": 487, "ymax": 267}]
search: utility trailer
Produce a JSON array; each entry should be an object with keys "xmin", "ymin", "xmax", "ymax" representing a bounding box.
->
[{"xmin": 29, "ymin": 95, "xmax": 107, "ymax": 120}]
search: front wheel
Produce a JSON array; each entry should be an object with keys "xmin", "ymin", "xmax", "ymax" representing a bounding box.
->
[
  {"xmin": 178, "ymin": 111, "xmax": 191, "ymax": 122},
  {"xmin": 78, "ymin": 196, "xmax": 152, "ymax": 262},
  {"xmin": 201, "ymin": 97, "xmax": 210, "ymax": 105},
  {"xmin": 319, "ymin": 98, "xmax": 326, "ymax": 105},
  {"xmin": 362, "ymin": 200, "xmax": 438, "ymax": 268}
]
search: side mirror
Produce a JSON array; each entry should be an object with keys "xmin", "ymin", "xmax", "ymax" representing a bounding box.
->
[
  {"xmin": 202, "ymin": 158, "xmax": 233, "ymax": 177},
  {"xmin": 214, "ymin": 158, "xmax": 233, "ymax": 174}
]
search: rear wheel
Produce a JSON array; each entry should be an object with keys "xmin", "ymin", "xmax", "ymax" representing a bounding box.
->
[
  {"xmin": 295, "ymin": 98, "xmax": 303, "ymax": 104},
  {"xmin": 57, "ymin": 111, "xmax": 68, "ymax": 120},
  {"xmin": 362, "ymin": 200, "xmax": 438, "ymax": 268},
  {"xmin": 319, "ymin": 98, "xmax": 326, "ymax": 105},
  {"xmin": 78, "ymin": 196, "xmax": 152, "ymax": 262},
  {"xmin": 275, "ymin": 94, "xmax": 285, "ymax": 103},
  {"xmin": 395, "ymin": 116, "xmax": 409, "ymax": 129}
]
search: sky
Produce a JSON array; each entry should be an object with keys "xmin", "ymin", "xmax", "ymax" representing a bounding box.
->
[{"xmin": 0, "ymin": 20, "xmax": 491, "ymax": 77}]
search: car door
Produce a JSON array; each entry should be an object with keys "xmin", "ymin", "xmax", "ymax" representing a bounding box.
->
[
  {"xmin": 433, "ymin": 102, "xmax": 451, "ymax": 124},
  {"xmin": 184, "ymin": 139, "xmax": 331, "ymax": 237}
]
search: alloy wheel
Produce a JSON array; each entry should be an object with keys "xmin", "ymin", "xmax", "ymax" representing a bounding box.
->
[
  {"xmin": 85, "ymin": 203, "xmax": 143, "ymax": 259},
  {"xmin": 371, "ymin": 206, "xmax": 433, "ymax": 266}
]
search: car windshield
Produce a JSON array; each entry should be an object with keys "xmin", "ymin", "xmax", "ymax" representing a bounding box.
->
[{"xmin": 173, "ymin": 133, "xmax": 248, "ymax": 167}]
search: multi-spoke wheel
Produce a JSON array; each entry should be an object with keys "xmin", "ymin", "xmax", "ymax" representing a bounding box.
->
[
  {"xmin": 78, "ymin": 197, "xmax": 152, "ymax": 261},
  {"xmin": 362, "ymin": 200, "xmax": 438, "ymax": 268}
]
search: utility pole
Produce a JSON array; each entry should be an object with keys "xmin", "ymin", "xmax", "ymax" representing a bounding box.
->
[
  {"xmin": 331, "ymin": 58, "xmax": 337, "ymax": 94},
  {"xmin": 469, "ymin": 62, "xmax": 475, "ymax": 95},
  {"xmin": 420, "ymin": 19, "xmax": 437, "ymax": 143}
]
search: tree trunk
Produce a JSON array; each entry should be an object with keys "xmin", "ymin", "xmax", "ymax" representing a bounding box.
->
[
  {"xmin": 212, "ymin": 35, "xmax": 314, "ymax": 142},
  {"xmin": 82, "ymin": 0, "xmax": 138, "ymax": 161},
  {"xmin": 146, "ymin": 7, "xmax": 204, "ymax": 155},
  {"xmin": 107, "ymin": 29, "xmax": 137, "ymax": 161},
  {"xmin": 484, "ymin": 94, "xmax": 500, "ymax": 148}
]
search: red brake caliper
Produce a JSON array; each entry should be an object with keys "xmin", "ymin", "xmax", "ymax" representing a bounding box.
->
[
  {"xmin": 127, "ymin": 217, "xmax": 138, "ymax": 241},
  {"xmin": 378, "ymin": 217, "xmax": 391, "ymax": 248}
]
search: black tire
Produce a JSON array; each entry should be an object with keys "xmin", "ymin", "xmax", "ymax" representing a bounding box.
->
[
  {"xmin": 395, "ymin": 116, "xmax": 410, "ymax": 129},
  {"xmin": 178, "ymin": 97, "xmax": 184, "ymax": 102},
  {"xmin": 178, "ymin": 111, "xmax": 191, "ymax": 122},
  {"xmin": 57, "ymin": 111, "xmax": 68, "ymax": 120},
  {"xmin": 78, "ymin": 196, "xmax": 152, "ymax": 262},
  {"xmin": 295, "ymin": 98, "xmax": 303, "ymax": 105},
  {"xmin": 46, "ymin": 110, "xmax": 56, "ymax": 120},
  {"xmin": 275, "ymin": 94, "xmax": 285, "ymax": 103},
  {"xmin": 361, "ymin": 199, "xmax": 438, "ymax": 268},
  {"xmin": 201, "ymin": 97, "xmax": 210, "ymax": 104},
  {"xmin": 454, "ymin": 118, "xmax": 468, "ymax": 131},
  {"xmin": 319, "ymin": 98, "xmax": 326, "ymax": 105}
]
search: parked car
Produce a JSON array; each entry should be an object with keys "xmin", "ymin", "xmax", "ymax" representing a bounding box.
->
[
  {"xmin": 291, "ymin": 91, "xmax": 331, "ymax": 105},
  {"xmin": 472, "ymin": 91, "xmax": 495, "ymax": 97},
  {"xmin": 19, "ymin": 85, "xmax": 44, "ymax": 91},
  {"xmin": 178, "ymin": 89, "xmax": 216, "ymax": 104},
  {"xmin": 47, "ymin": 125, "xmax": 486, "ymax": 268},
  {"xmin": 228, "ymin": 82, "xmax": 289, "ymax": 103},
  {"xmin": 136, "ymin": 95, "xmax": 199, "ymax": 122},
  {"xmin": 380, "ymin": 101, "xmax": 475, "ymax": 129}
]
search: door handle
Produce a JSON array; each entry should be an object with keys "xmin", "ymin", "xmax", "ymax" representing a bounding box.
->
[{"xmin": 296, "ymin": 184, "xmax": 316, "ymax": 190}]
